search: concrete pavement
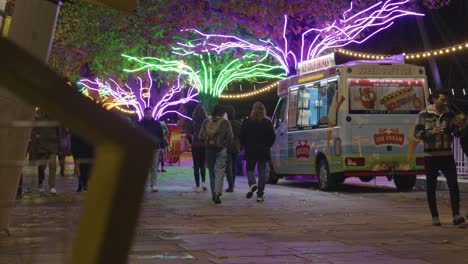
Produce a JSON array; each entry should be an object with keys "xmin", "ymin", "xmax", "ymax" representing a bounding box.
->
[{"xmin": 2, "ymin": 153, "xmax": 468, "ymax": 264}]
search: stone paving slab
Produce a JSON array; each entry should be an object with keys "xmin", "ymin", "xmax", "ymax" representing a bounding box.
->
[
  {"xmin": 301, "ymin": 252, "xmax": 430, "ymax": 264},
  {"xmin": 3, "ymin": 159, "xmax": 468, "ymax": 263}
]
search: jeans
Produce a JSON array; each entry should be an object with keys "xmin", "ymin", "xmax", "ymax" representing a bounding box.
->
[
  {"xmin": 226, "ymin": 152, "xmax": 238, "ymax": 189},
  {"xmin": 192, "ymin": 147, "xmax": 206, "ymax": 187},
  {"xmin": 149, "ymin": 149, "xmax": 161, "ymax": 187},
  {"xmin": 36, "ymin": 153, "xmax": 57, "ymax": 188},
  {"xmin": 246, "ymin": 159, "xmax": 266, "ymax": 196},
  {"xmin": 424, "ymin": 155, "xmax": 460, "ymax": 217},
  {"xmin": 206, "ymin": 147, "xmax": 227, "ymax": 194},
  {"xmin": 78, "ymin": 160, "xmax": 93, "ymax": 190}
]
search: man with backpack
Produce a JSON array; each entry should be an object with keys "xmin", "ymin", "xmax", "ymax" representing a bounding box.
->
[{"xmin": 199, "ymin": 104, "xmax": 233, "ymax": 204}]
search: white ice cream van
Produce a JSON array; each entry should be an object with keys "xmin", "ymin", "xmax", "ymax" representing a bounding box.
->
[{"xmin": 269, "ymin": 53, "xmax": 428, "ymax": 191}]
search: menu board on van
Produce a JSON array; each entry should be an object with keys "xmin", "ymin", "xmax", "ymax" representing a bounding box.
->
[{"xmin": 348, "ymin": 78, "xmax": 425, "ymax": 114}]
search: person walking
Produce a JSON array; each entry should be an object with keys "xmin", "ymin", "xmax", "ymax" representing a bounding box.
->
[
  {"xmin": 70, "ymin": 132, "xmax": 95, "ymax": 192},
  {"xmin": 414, "ymin": 89, "xmax": 466, "ymax": 226},
  {"xmin": 29, "ymin": 109, "xmax": 62, "ymax": 194},
  {"xmin": 225, "ymin": 106, "xmax": 241, "ymax": 192},
  {"xmin": 187, "ymin": 104, "xmax": 209, "ymax": 192},
  {"xmin": 199, "ymin": 104, "xmax": 233, "ymax": 204},
  {"xmin": 58, "ymin": 127, "xmax": 71, "ymax": 177},
  {"xmin": 240, "ymin": 102, "xmax": 276, "ymax": 203},
  {"xmin": 159, "ymin": 120, "xmax": 169, "ymax": 172},
  {"xmin": 139, "ymin": 107, "xmax": 165, "ymax": 192}
]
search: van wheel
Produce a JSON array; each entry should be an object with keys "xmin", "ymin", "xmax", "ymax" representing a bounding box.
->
[
  {"xmin": 317, "ymin": 158, "xmax": 336, "ymax": 191},
  {"xmin": 394, "ymin": 175, "xmax": 416, "ymax": 191},
  {"xmin": 266, "ymin": 162, "xmax": 280, "ymax": 184},
  {"xmin": 360, "ymin": 176, "xmax": 374, "ymax": 182}
]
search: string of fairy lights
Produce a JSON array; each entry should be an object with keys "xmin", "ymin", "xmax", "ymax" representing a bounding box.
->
[
  {"xmin": 216, "ymin": 41, "xmax": 468, "ymax": 100},
  {"xmin": 335, "ymin": 41, "xmax": 468, "ymax": 60},
  {"xmin": 220, "ymin": 82, "xmax": 279, "ymax": 99}
]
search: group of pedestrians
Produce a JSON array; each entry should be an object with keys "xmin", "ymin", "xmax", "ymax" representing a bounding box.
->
[
  {"xmin": 186, "ymin": 102, "xmax": 275, "ymax": 204},
  {"xmin": 28, "ymin": 89, "xmax": 468, "ymax": 225},
  {"xmin": 28, "ymin": 108, "xmax": 95, "ymax": 194}
]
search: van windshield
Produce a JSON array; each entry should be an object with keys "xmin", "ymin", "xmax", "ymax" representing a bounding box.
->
[{"xmin": 348, "ymin": 78, "xmax": 426, "ymax": 114}]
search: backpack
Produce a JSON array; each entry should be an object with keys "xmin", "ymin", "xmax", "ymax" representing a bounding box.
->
[{"xmin": 204, "ymin": 118, "xmax": 224, "ymax": 149}]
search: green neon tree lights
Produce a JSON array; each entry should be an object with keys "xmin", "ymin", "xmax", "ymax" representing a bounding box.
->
[{"xmin": 122, "ymin": 51, "xmax": 285, "ymax": 98}]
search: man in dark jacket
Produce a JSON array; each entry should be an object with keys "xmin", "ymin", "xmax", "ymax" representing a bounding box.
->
[
  {"xmin": 139, "ymin": 107, "xmax": 165, "ymax": 192},
  {"xmin": 414, "ymin": 89, "xmax": 466, "ymax": 226}
]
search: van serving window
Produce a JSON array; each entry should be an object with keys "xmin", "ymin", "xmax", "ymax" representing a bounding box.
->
[{"xmin": 288, "ymin": 78, "xmax": 338, "ymax": 130}]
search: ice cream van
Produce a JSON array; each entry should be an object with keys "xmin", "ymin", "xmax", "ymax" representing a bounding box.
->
[{"xmin": 269, "ymin": 53, "xmax": 428, "ymax": 191}]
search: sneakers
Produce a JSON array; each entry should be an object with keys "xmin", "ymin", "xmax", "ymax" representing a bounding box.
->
[
  {"xmin": 432, "ymin": 216, "xmax": 441, "ymax": 226},
  {"xmin": 161, "ymin": 169, "xmax": 167, "ymax": 172},
  {"xmin": 38, "ymin": 183, "xmax": 44, "ymax": 192},
  {"xmin": 453, "ymin": 215, "xmax": 465, "ymax": 226},
  {"xmin": 151, "ymin": 186, "xmax": 158, "ymax": 192},
  {"xmin": 212, "ymin": 193, "xmax": 221, "ymax": 204},
  {"xmin": 246, "ymin": 184, "xmax": 257, "ymax": 199},
  {"xmin": 202, "ymin": 182, "xmax": 208, "ymax": 191},
  {"xmin": 194, "ymin": 187, "xmax": 201, "ymax": 193},
  {"xmin": 225, "ymin": 187, "xmax": 234, "ymax": 193},
  {"xmin": 49, "ymin": 187, "xmax": 57, "ymax": 194},
  {"xmin": 256, "ymin": 196, "xmax": 264, "ymax": 203}
]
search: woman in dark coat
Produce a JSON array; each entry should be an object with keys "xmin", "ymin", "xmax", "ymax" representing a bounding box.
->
[
  {"xmin": 240, "ymin": 102, "xmax": 276, "ymax": 202},
  {"xmin": 187, "ymin": 104, "xmax": 208, "ymax": 192}
]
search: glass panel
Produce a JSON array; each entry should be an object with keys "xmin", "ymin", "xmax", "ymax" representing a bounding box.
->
[{"xmin": 288, "ymin": 89, "xmax": 298, "ymax": 129}]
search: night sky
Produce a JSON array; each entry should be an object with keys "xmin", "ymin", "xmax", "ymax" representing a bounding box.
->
[{"xmin": 161, "ymin": 1, "xmax": 468, "ymax": 121}]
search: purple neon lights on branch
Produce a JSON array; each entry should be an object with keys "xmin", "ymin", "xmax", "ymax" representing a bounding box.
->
[
  {"xmin": 179, "ymin": 0, "xmax": 423, "ymax": 74},
  {"xmin": 77, "ymin": 69, "xmax": 198, "ymax": 120}
]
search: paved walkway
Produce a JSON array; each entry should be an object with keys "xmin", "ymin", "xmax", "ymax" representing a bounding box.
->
[{"xmin": 2, "ymin": 153, "xmax": 468, "ymax": 263}]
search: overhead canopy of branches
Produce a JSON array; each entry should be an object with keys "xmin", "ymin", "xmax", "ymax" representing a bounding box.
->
[{"xmin": 50, "ymin": 0, "xmax": 450, "ymax": 80}]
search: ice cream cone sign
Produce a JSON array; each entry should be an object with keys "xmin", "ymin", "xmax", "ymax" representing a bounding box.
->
[{"xmin": 407, "ymin": 124, "xmax": 420, "ymax": 161}]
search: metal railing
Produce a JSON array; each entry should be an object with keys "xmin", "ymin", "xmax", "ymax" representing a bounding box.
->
[{"xmin": 454, "ymin": 137, "xmax": 468, "ymax": 176}]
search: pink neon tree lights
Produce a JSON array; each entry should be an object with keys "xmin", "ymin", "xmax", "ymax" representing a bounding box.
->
[
  {"xmin": 177, "ymin": 0, "xmax": 424, "ymax": 75},
  {"xmin": 77, "ymin": 70, "xmax": 199, "ymax": 120}
]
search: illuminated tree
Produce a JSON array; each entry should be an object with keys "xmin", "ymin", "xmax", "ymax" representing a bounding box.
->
[
  {"xmin": 178, "ymin": 0, "xmax": 424, "ymax": 75},
  {"xmin": 77, "ymin": 70, "xmax": 198, "ymax": 120},
  {"xmin": 122, "ymin": 51, "xmax": 285, "ymax": 109},
  {"xmin": 50, "ymin": 0, "xmax": 448, "ymax": 80}
]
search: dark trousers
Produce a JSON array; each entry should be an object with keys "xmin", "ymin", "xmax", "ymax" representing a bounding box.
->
[
  {"xmin": 246, "ymin": 159, "xmax": 267, "ymax": 196},
  {"xmin": 226, "ymin": 152, "xmax": 238, "ymax": 189},
  {"xmin": 192, "ymin": 147, "xmax": 206, "ymax": 187},
  {"xmin": 38, "ymin": 166, "xmax": 45, "ymax": 185},
  {"xmin": 58, "ymin": 153, "xmax": 66, "ymax": 176},
  {"xmin": 78, "ymin": 163, "xmax": 92, "ymax": 191},
  {"xmin": 424, "ymin": 155, "xmax": 460, "ymax": 217}
]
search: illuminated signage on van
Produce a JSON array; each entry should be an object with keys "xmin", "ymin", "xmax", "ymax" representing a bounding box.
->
[{"xmin": 297, "ymin": 53, "xmax": 335, "ymax": 75}]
